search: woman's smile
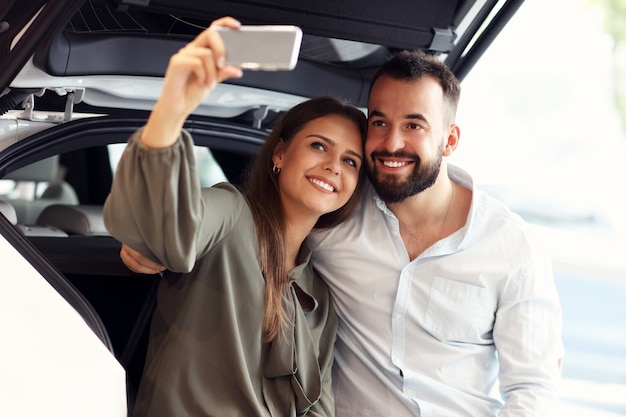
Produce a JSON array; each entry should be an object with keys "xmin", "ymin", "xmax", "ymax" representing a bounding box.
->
[{"xmin": 307, "ymin": 176, "xmax": 337, "ymax": 193}]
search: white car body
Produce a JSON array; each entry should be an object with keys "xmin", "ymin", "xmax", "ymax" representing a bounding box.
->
[{"xmin": 0, "ymin": 234, "xmax": 126, "ymax": 417}]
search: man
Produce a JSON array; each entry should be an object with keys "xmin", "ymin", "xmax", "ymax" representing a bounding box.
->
[
  {"xmin": 307, "ymin": 50, "xmax": 563, "ymax": 417},
  {"xmin": 120, "ymin": 50, "xmax": 563, "ymax": 416}
]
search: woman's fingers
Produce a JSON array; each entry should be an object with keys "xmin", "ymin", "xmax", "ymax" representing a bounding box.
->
[
  {"xmin": 174, "ymin": 17, "xmax": 244, "ymax": 87},
  {"xmin": 196, "ymin": 17, "xmax": 244, "ymax": 81},
  {"xmin": 141, "ymin": 16, "xmax": 244, "ymax": 146},
  {"xmin": 120, "ymin": 244, "xmax": 166, "ymax": 275},
  {"xmin": 171, "ymin": 45, "xmax": 217, "ymax": 87}
]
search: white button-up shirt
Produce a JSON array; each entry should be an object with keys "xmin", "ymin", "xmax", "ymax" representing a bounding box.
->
[{"xmin": 309, "ymin": 165, "xmax": 563, "ymax": 417}]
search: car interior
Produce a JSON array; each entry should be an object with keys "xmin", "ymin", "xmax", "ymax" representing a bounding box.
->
[{"xmin": 0, "ymin": 115, "xmax": 267, "ymax": 403}]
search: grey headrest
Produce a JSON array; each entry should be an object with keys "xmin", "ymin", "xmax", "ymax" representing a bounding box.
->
[
  {"xmin": 36, "ymin": 204, "xmax": 108, "ymax": 236},
  {"xmin": 0, "ymin": 199, "xmax": 17, "ymax": 225}
]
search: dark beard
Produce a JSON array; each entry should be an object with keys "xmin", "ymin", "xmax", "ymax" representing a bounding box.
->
[{"xmin": 367, "ymin": 148, "xmax": 443, "ymax": 204}]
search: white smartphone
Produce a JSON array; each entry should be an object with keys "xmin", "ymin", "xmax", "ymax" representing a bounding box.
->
[{"xmin": 216, "ymin": 25, "xmax": 303, "ymax": 71}]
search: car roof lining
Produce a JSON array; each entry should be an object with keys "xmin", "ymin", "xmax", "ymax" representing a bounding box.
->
[
  {"xmin": 2, "ymin": 0, "xmax": 525, "ymax": 108},
  {"xmin": 106, "ymin": 0, "xmax": 460, "ymax": 49}
]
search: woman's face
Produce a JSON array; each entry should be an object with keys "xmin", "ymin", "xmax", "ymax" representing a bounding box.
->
[{"xmin": 273, "ymin": 114, "xmax": 363, "ymax": 221}]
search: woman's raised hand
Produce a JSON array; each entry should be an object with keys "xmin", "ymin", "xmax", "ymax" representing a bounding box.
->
[{"xmin": 142, "ymin": 16, "xmax": 244, "ymax": 148}]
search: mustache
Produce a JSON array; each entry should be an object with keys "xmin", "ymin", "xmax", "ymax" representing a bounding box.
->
[{"xmin": 370, "ymin": 150, "xmax": 420, "ymax": 162}]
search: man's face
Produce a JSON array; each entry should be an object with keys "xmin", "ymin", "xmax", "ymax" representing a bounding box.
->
[{"xmin": 365, "ymin": 75, "xmax": 449, "ymax": 203}]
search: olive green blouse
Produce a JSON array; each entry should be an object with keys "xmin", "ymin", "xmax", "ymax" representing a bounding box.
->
[{"xmin": 103, "ymin": 130, "xmax": 337, "ymax": 417}]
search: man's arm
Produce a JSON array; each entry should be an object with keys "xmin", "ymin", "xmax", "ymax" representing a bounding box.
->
[{"xmin": 495, "ymin": 254, "xmax": 563, "ymax": 416}]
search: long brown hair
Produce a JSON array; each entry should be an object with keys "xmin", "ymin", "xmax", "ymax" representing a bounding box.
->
[{"xmin": 243, "ymin": 96, "xmax": 367, "ymax": 342}]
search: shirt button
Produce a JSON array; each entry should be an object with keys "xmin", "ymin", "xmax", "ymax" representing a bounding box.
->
[
  {"xmin": 394, "ymin": 314, "xmax": 401, "ymax": 320},
  {"xmin": 407, "ymin": 389, "xmax": 414, "ymax": 396}
]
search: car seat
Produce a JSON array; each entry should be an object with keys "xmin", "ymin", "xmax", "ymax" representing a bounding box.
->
[
  {"xmin": 0, "ymin": 199, "xmax": 17, "ymax": 225},
  {"xmin": 2, "ymin": 155, "xmax": 79, "ymax": 224}
]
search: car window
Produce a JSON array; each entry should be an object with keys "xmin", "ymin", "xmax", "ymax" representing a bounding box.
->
[
  {"xmin": 107, "ymin": 143, "xmax": 228, "ymax": 187},
  {"xmin": 452, "ymin": 1, "xmax": 626, "ymax": 415},
  {"xmin": 0, "ymin": 143, "xmax": 229, "ymax": 226},
  {"xmin": 0, "ymin": 156, "xmax": 61, "ymax": 201},
  {"xmin": 0, "ymin": 179, "xmax": 48, "ymax": 200}
]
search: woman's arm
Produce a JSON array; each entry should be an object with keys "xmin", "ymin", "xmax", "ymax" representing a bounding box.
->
[
  {"xmin": 495, "ymin": 252, "xmax": 563, "ymax": 416},
  {"xmin": 103, "ymin": 17, "xmax": 244, "ymax": 272},
  {"xmin": 141, "ymin": 16, "xmax": 242, "ymax": 149}
]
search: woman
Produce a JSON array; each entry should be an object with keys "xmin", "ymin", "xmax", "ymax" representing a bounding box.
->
[{"xmin": 103, "ymin": 17, "xmax": 367, "ymax": 417}]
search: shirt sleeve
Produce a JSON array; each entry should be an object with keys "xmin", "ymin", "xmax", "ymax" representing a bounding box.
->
[
  {"xmin": 103, "ymin": 128, "xmax": 244, "ymax": 273},
  {"xmin": 494, "ymin": 244, "xmax": 564, "ymax": 416}
]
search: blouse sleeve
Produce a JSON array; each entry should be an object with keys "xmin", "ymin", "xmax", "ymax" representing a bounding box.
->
[{"xmin": 103, "ymin": 128, "xmax": 244, "ymax": 273}]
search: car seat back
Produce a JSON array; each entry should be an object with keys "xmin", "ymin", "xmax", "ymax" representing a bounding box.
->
[{"xmin": 2, "ymin": 155, "xmax": 79, "ymax": 224}]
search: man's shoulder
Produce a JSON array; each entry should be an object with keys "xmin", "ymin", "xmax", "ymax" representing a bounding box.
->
[
  {"xmin": 471, "ymin": 188, "xmax": 550, "ymax": 253},
  {"xmin": 474, "ymin": 188, "xmax": 524, "ymax": 224}
]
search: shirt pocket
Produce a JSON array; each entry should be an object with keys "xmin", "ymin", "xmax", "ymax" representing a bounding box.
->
[{"xmin": 423, "ymin": 276, "xmax": 494, "ymax": 343}]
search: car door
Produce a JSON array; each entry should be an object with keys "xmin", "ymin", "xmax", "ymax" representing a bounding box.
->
[{"xmin": 0, "ymin": 215, "xmax": 127, "ymax": 417}]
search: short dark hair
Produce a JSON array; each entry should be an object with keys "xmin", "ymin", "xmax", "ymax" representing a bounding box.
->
[{"xmin": 369, "ymin": 50, "xmax": 461, "ymax": 123}]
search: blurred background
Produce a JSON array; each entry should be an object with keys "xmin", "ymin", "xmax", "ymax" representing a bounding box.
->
[{"xmin": 451, "ymin": 0, "xmax": 626, "ymax": 415}]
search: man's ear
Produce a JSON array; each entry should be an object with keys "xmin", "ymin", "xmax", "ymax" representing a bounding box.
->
[
  {"xmin": 443, "ymin": 124, "xmax": 460, "ymax": 157},
  {"xmin": 272, "ymin": 138, "xmax": 286, "ymax": 167}
]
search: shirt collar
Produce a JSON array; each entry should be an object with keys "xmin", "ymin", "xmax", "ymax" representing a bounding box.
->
[
  {"xmin": 288, "ymin": 243, "xmax": 318, "ymax": 312},
  {"xmin": 368, "ymin": 164, "xmax": 476, "ymax": 251},
  {"xmin": 289, "ymin": 242, "xmax": 312, "ymax": 276}
]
